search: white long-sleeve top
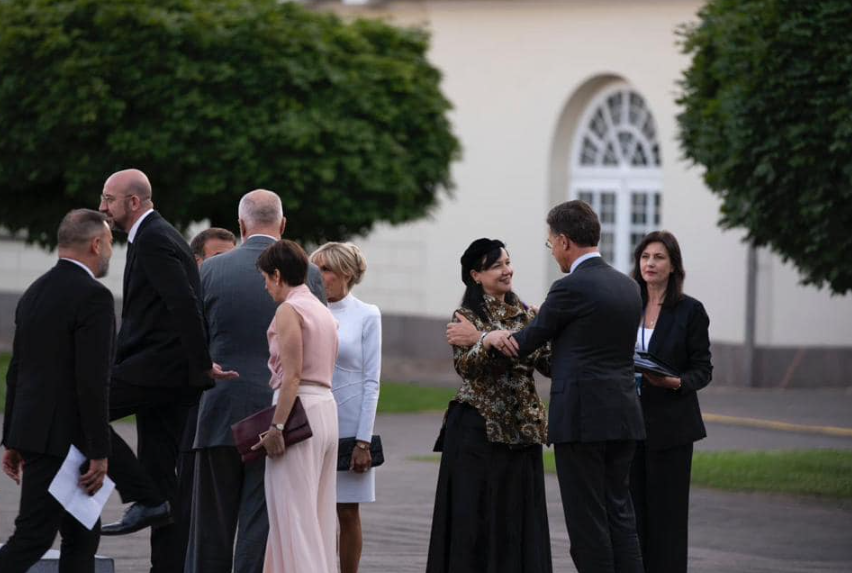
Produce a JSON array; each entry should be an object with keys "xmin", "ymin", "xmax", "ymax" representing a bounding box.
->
[{"xmin": 328, "ymin": 293, "xmax": 381, "ymax": 443}]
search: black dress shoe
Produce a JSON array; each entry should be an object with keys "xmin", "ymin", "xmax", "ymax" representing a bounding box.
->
[{"xmin": 101, "ymin": 501, "xmax": 172, "ymax": 536}]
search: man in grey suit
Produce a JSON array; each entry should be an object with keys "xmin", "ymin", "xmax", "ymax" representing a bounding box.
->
[{"xmin": 185, "ymin": 189, "xmax": 326, "ymax": 573}]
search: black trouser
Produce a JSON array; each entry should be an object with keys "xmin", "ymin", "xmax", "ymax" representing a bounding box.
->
[
  {"xmin": 630, "ymin": 441, "xmax": 694, "ymax": 573},
  {"xmin": 554, "ymin": 440, "xmax": 644, "ymax": 573},
  {"xmin": 184, "ymin": 446, "xmax": 268, "ymax": 573},
  {"xmin": 0, "ymin": 451, "xmax": 101, "ymax": 573},
  {"xmin": 107, "ymin": 426, "xmax": 163, "ymax": 506},
  {"xmin": 109, "ymin": 380, "xmax": 201, "ymax": 573},
  {"xmin": 176, "ymin": 402, "xmax": 199, "ymax": 569}
]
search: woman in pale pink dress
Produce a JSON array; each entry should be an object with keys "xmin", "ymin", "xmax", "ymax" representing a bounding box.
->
[{"xmin": 253, "ymin": 239, "xmax": 340, "ymax": 573}]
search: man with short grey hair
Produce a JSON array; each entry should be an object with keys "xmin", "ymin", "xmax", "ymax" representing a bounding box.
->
[
  {"xmin": 1, "ymin": 209, "xmax": 114, "ymax": 572},
  {"xmin": 237, "ymin": 190, "xmax": 284, "ymax": 226},
  {"xmin": 185, "ymin": 189, "xmax": 325, "ymax": 573}
]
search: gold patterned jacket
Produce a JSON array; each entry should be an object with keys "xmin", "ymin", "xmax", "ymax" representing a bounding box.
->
[{"xmin": 452, "ymin": 295, "xmax": 550, "ymax": 445}]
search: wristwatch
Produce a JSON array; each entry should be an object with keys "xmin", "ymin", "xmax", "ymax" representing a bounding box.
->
[
  {"xmin": 356, "ymin": 442, "xmax": 369, "ymax": 451},
  {"xmin": 272, "ymin": 423, "xmax": 285, "ymax": 431}
]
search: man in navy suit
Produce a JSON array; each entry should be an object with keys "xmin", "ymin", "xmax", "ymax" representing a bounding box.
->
[
  {"xmin": 97, "ymin": 169, "xmax": 236, "ymax": 573},
  {"xmin": 1, "ymin": 209, "xmax": 114, "ymax": 573},
  {"xmin": 490, "ymin": 201, "xmax": 645, "ymax": 573}
]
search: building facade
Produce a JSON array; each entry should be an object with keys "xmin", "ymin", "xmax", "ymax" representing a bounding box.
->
[{"xmin": 2, "ymin": 0, "xmax": 850, "ymax": 387}]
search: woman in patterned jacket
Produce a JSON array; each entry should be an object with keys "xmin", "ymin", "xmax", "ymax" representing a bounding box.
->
[{"xmin": 426, "ymin": 238, "xmax": 553, "ymax": 573}]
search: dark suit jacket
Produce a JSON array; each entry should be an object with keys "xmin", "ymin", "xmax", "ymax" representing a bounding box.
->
[
  {"xmin": 113, "ymin": 211, "xmax": 212, "ymax": 389},
  {"xmin": 640, "ymin": 294, "xmax": 712, "ymax": 450},
  {"xmin": 513, "ymin": 256, "xmax": 645, "ymax": 444},
  {"xmin": 195, "ymin": 235, "xmax": 327, "ymax": 448},
  {"xmin": 2, "ymin": 261, "xmax": 113, "ymax": 459}
]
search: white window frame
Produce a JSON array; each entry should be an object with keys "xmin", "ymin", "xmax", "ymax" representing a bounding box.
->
[{"xmin": 568, "ymin": 82, "xmax": 663, "ymax": 273}]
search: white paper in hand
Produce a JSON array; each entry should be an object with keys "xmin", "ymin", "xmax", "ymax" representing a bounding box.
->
[{"xmin": 48, "ymin": 445, "xmax": 115, "ymax": 530}]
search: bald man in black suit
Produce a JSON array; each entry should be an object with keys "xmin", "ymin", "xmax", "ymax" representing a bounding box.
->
[{"xmin": 97, "ymin": 169, "xmax": 236, "ymax": 573}]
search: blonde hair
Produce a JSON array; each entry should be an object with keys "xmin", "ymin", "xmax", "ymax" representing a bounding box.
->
[{"xmin": 310, "ymin": 242, "xmax": 367, "ymax": 287}]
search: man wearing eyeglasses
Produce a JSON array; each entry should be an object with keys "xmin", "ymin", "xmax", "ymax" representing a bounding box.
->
[
  {"xmin": 97, "ymin": 169, "xmax": 237, "ymax": 573},
  {"xmin": 485, "ymin": 201, "xmax": 645, "ymax": 573}
]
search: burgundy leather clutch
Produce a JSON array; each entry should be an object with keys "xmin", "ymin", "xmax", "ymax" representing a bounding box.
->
[{"xmin": 230, "ymin": 397, "xmax": 313, "ymax": 463}]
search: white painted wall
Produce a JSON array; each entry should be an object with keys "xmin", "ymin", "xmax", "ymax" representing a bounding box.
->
[
  {"xmin": 2, "ymin": 0, "xmax": 851, "ymax": 349},
  {"xmin": 343, "ymin": 0, "xmax": 852, "ymax": 347},
  {"xmin": 755, "ymin": 250, "xmax": 852, "ymax": 346}
]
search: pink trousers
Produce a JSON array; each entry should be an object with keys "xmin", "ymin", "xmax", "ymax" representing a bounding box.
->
[{"xmin": 264, "ymin": 385, "xmax": 339, "ymax": 573}]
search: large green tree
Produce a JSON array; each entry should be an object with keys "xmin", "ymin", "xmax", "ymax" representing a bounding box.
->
[
  {"xmin": 0, "ymin": 0, "xmax": 460, "ymax": 246},
  {"xmin": 678, "ymin": 0, "xmax": 852, "ymax": 294}
]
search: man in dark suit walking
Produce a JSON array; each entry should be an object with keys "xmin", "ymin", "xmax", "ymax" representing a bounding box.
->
[
  {"xmin": 490, "ymin": 200, "xmax": 645, "ymax": 573},
  {"xmin": 97, "ymin": 169, "xmax": 236, "ymax": 573},
  {"xmin": 185, "ymin": 189, "xmax": 326, "ymax": 573},
  {"xmin": 0, "ymin": 209, "xmax": 115, "ymax": 573}
]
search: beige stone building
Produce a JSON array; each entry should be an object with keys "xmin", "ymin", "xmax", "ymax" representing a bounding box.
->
[{"xmin": 2, "ymin": 0, "xmax": 850, "ymax": 387}]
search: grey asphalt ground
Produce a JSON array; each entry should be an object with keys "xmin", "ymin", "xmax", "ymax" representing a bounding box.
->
[{"xmin": 2, "ymin": 387, "xmax": 851, "ymax": 572}]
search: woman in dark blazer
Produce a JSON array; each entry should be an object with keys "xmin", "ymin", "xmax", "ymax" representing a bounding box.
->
[{"xmin": 629, "ymin": 230, "xmax": 712, "ymax": 573}]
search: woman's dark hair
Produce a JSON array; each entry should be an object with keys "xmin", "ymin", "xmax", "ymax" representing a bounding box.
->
[
  {"xmin": 257, "ymin": 239, "xmax": 308, "ymax": 286},
  {"xmin": 631, "ymin": 230, "xmax": 685, "ymax": 308},
  {"xmin": 459, "ymin": 238, "xmax": 519, "ymax": 322}
]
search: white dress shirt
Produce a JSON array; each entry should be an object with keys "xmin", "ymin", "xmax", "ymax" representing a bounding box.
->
[
  {"xmin": 128, "ymin": 209, "xmax": 155, "ymax": 243},
  {"xmin": 59, "ymin": 258, "xmax": 95, "ymax": 279},
  {"xmin": 570, "ymin": 251, "xmax": 602, "ymax": 274},
  {"xmin": 245, "ymin": 233, "xmax": 278, "ymax": 242}
]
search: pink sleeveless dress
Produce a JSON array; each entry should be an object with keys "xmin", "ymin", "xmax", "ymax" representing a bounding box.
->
[{"xmin": 264, "ymin": 284, "xmax": 339, "ymax": 573}]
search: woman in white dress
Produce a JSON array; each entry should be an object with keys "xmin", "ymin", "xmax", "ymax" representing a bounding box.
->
[{"xmin": 310, "ymin": 242, "xmax": 381, "ymax": 573}]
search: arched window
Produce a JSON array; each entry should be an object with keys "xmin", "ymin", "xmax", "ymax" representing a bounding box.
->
[{"xmin": 569, "ymin": 83, "xmax": 662, "ymax": 272}]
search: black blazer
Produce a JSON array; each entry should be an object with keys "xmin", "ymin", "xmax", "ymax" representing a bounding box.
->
[
  {"xmin": 640, "ymin": 294, "xmax": 712, "ymax": 450},
  {"xmin": 113, "ymin": 211, "xmax": 212, "ymax": 389},
  {"xmin": 2, "ymin": 261, "xmax": 113, "ymax": 459},
  {"xmin": 513, "ymin": 256, "xmax": 645, "ymax": 444}
]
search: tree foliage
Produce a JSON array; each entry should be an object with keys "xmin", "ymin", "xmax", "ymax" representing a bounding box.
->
[
  {"xmin": 677, "ymin": 0, "xmax": 852, "ymax": 294},
  {"xmin": 0, "ymin": 0, "xmax": 460, "ymax": 246}
]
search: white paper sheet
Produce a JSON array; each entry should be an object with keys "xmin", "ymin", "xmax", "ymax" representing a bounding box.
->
[{"xmin": 48, "ymin": 445, "xmax": 115, "ymax": 530}]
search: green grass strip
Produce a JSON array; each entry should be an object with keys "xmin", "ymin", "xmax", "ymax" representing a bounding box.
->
[
  {"xmin": 414, "ymin": 449, "xmax": 852, "ymax": 500},
  {"xmin": 377, "ymin": 382, "xmax": 456, "ymax": 414},
  {"xmin": 689, "ymin": 449, "xmax": 852, "ymax": 499},
  {"xmin": 1, "ymin": 354, "xmax": 455, "ymax": 416}
]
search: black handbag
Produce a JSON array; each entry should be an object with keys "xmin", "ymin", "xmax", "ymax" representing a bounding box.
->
[{"xmin": 337, "ymin": 435, "xmax": 384, "ymax": 471}]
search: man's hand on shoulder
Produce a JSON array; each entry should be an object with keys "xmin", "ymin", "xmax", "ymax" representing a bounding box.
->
[
  {"xmin": 2, "ymin": 449, "xmax": 23, "ymax": 484},
  {"xmin": 208, "ymin": 362, "xmax": 239, "ymax": 381},
  {"xmin": 447, "ymin": 312, "xmax": 480, "ymax": 347}
]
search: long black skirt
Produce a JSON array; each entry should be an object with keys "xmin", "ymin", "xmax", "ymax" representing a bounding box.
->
[{"xmin": 426, "ymin": 403, "xmax": 552, "ymax": 573}]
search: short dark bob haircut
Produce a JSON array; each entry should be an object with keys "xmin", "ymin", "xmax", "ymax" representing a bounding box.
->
[
  {"xmin": 631, "ymin": 230, "xmax": 685, "ymax": 308},
  {"xmin": 257, "ymin": 239, "xmax": 308, "ymax": 287}
]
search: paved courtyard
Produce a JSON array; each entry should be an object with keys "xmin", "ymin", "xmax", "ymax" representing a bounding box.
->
[{"xmin": 2, "ymin": 387, "xmax": 852, "ymax": 572}]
